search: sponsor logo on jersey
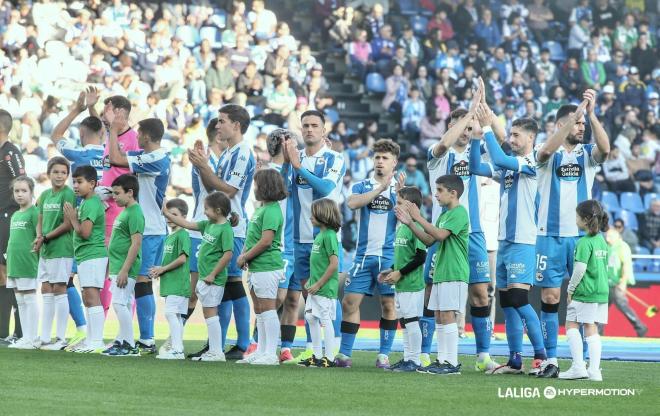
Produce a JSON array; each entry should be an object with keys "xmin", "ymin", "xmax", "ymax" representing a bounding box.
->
[
  {"xmin": 556, "ymin": 163, "xmax": 582, "ymax": 181},
  {"xmin": 368, "ymin": 195, "xmax": 393, "ymax": 213},
  {"xmin": 296, "ymin": 175, "xmax": 309, "ymax": 186},
  {"xmin": 450, "ymin": 160, "xmax": 470, "ymax": 179},
  {"xmin": 504, "ymin": 172, "xmax": 515, "ymax": 190},
  {"xmin": 163, "ymin": 244, "xmax": 174, "ymax": 254},
  {"xmin": 10, "ymin": 220, "xmax": 28, "ymax": 229},
  {"xmin": 43, "ymin": 202, "xmax": 62, "ymax": 211},
  {"xmin": 90, "ymin": 159, "xmax": 104, "ymax": 168},
  {"xmin": 202, "ymin": 232, "xmax": 216, "ymax": 245}
]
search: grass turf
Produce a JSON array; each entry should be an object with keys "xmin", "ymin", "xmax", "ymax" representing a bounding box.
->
[{"xmin": 2, "ymin": 322, "xmax": 658, "ymax": 415}]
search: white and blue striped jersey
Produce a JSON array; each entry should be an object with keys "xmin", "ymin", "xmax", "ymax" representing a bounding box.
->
[
  {"xmin": 217, "ymin": 141, "xmax": 256, "ymax": 239},
  {"xmin": 290, "ymin": 145, "xmax": 345, "ymax": 244},
  {"xmin": 189, "ymin": 151, "xmax": 221, "ymax": 239},
  {"xmin": 269, "ymin": 162, "xmax": 294, "ymax": 256},
  {"xmin": 536, "ymin": 143, "xmax": 599, "ymax": 237},
  {"xmin": 56, "ymin": 138, "xmax": 104, "ymax": 182},
  {"xmin": 127, "ymin": 149, "xmax": 171, "ymax": 236},
  {"xmin": 350, "ymin": 177, "xmax": 398, "ymax": 258},
  {"xmin": 427, "ymin": 143, "xmax": 484, "ymax": 233}
]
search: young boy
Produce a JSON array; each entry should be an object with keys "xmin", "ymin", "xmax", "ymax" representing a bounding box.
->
[
  {"xmin": 63, "ymin": 166, "xmax": 108, "ymax": 353},
  {"xmin": 396, "ymin": 175, "xmax": 468, "ymax": 375},
  {"xmin": 380, "ymin": 186, "xmax": 427, "ymax": 372},
  {"xmin": 150, "ymin": 199, "xmax": 191, "ymax": 360},
  {"xmin": 102, "ymin": 174, "xmax": 144, "ymax": 357}
]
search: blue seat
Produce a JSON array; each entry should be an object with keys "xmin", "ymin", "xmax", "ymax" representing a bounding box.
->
[
  {"xmin": 620, "ymin": 192, "xmax": 645, "ymax": 213},
  {"xmin": 175, "ymin": 26, "xmax": 200, "ymax": 49},
  {"xmin": 600, "ymin": 191, "xmax": 620, "ymax": 213},
  {"xmin": 644, "ymin": 193, "xmax": 658, "ymax": 209},
  {"xmin": 324, "ymin": 108, "xmax": 340, "ymax": 125},
  {"xmin": 635, "ymin": 246, "xmax": 652, "ymax": 272},
  {"xmin": 366, "ymin": 72, "xmax": 386, "ymax": 93},
  {"xmin": 410, "ymin": 15, "xmax": 428, "ymax": 37},
  {"xmin": 199, "ymin": 26, "xmax": 222, "ymax": 50},
  {"xmin": 617, "ymin": 209, "xmax": 638, "ymax": 231},
  {"xmin": 542, "ymin": 41, "xmax": 566, "ymax": 62},
  {"xmin": 399, "ymin": 0, "xmax": 420, "ymax": 15}
]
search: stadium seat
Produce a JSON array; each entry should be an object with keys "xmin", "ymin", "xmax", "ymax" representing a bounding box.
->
[
  {"xmin": 210, "ymin": 8, "xmax": 227, "ymax": 29},
  {"xmin": 399, "ymin": 0, "xmax": 420, "ymax": 15},
  {"xmin": 324, "ymin": 108, "xmax": 340, "ymax": 125},
  {"xmin": 644, "ymin": 193, "xmax": 658, "ymax": 209},
  {"xmin": 175, "ymin": 26, "xmax": 201, "ymax": 49},
  {"xmin": 199, "ymin": 26, "xmax": 222, "ymax": 50},
  {"xmin": 600, "ymin": 191, "xmax": 620, "ymax": 213},
  {"xmin": 366, "ymin": 73, "xmax": 386, "ymax": 93},
  {"xmin": 616, "ymin": 209, "xmax": 638, "ymax": 231},
  {"xmin": 635, "ymin": 246, "xmax": 652, "ymax": 272},
  {"xmin": 542, "ymin": 41, "xmax": 566, "ymax": 62},
  {"xmin": 620, "ymin": 192, "xmax": 645, "ymax": 213},
  {"xmin": 410, "ymin": 16, "xmax": 429, "ymax": 36}
]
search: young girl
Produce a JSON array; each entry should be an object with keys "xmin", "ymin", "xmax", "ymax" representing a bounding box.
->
[
  {"xmin": 299, "ymin": 198, "xmax": 341, "ymax": 368},
  {"xmin": 236, "ymin": 169, "xmax": 287, "ymax": 366},
  {"xmin": 35, "ymin": 156, "xmax": 76, "ymax": 350},
  {"xmin": 150, "ymin": 199, "xmax": 192, "ymax": 360},
  {"xmin": 6, "ymin": 177, "xmax": 40, "ymax": 349},
  {"xmin": 163, "ymin": 191, "xmax": 236, "ymax": 362},
  {"xmin": 559, "ymin": 200, "xmax": 610, "ymax": 382}
]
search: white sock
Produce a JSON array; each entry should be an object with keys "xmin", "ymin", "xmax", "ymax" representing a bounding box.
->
[
  {"xmin": 114, "ymin": 303, "xmax": 134, "ymax": 346},
  {"xmin": 41, "ymin": 293, "xmax": 55, "ymax": 343},
  {"xmin": 406, "ymin": 321, "xmax": 422, "ymax": 365},
  {"xmin": 255, "ymin": 314, "xmax": 266, "ymax": 355},
  {"xmin": 15, "ymin": 293, "xmax": 27, "ymax": 340},
  {"xmin": 206, "ymin": 316, "xmax": 221, "ymax": 353},
  {"xmin": 24, "ymin": 293, "xmax": 39, "ymax": 343},
  {"xmin": 445, "ymin": 322, "xmax": 459, "ymax": 366},
  {"xmin": 88, "ymin": 306, "xmax": 105, "ymax": 345},
  {"xmin": 306, "ymin": 341, "xmax": 313, "ymax": 351},
  {"xmin": 566, "ymin": 328, "xmax": 584, "ymax": 367},
  {"xmin": 401, "ymin": 327, "xmax": 409, "ymax": 361},
  {"xmin": 436, "ymin": 323, "xmax": 447, "ymax": 363},
  {"xmin": 166, "ymin": 312, "xmax": 184, "ymax": 352},
  {"xmin": 321, "ymin": 317, "xmax": 336, "ymax": 361},
  {"xmin": 586, "ymin": 334, "xmax": 602, "ymax": 371},
  {"xmin": 306, "ymin": 312, "xmax": 323, "ymax": 358},
  {"xmin": 262, "ymin": 309, "xmax": 279, "ymax": 358},
  {"xmin": 54, "ymin": 293, "xmax": 69, "ymax": 340}
]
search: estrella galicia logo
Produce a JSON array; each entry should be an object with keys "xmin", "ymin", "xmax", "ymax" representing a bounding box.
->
[
  {"xmin": 504, "ymin": 173, "xmax": 514, "ymax": 191},
  {"xmin": 556, "ymin": 163, "xmax": 582, "ymax": 181},
  {"xmin": 296, "ymin": 175, "xmax": 309, "ymax": 186},
  {"xmin": 368, "ymin": 195, "xmax": 393, "ymax": 213},
  {"xmin": 450, "ymin": 160, "xmax": 470, "ymax": 179}
]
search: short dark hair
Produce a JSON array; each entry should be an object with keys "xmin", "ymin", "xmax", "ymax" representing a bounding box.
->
[
  {"xmin": 0, "ymin": 109, "xmax": 12, "ymax": 134},
  {"xmin": 72, "ymin": 165, "xmax": 98, "ymax": 185},
  {"xmin": 301, "ymin": 110, "xmax": 325, "ymax": 125},
  {"xmin": 138, "ymin": 118, "xmax": 164, "ymax": 142},
  {"xmin": 206, "ymin": 118, "xmax": 218, "ymax": 140},
  {"xmin": 80, "ymin": 116, "xmax": 103, "ymax": 133},
  {"xmin": 111, "ymin": 174, "xmax": 139, "ymax": 197},
  {"xmin": 576, "ymin": 199, "xmax": 609, "ymax": 235},
  {"xmin": 254, "ymin": 168, "xmax": 287, "ymax": 202},
  {"xmin": 205, "ymin": 191, "xmax": 232, "ymax": 217},
  {"xmin": 267, "ymin": 128, "xmax": 291, "ymax": 157},
  {"xmin": 556, "ymin": 104, "xmax": 578, "ymax": 121},
  {"xmin": 398, "ymin": 186, "xmax": 423, "ymax": 208},
  {"xmin": 166, "ymin": 198, "xmax": 189, "ymax": 217},
  {"xmin": 103, "ymin": 95, "xmax": 132, "ymax": 113},
  {"xmin": 511, "ymin": 117, "xmax": 539, "ymax": 135},
  {"xmin": 311, "ymin": 198, "xmax": 342, "ymax": 231},
  {"xmin": 436, "ymin": 174, "xmax": 464, "ymax": 198},
  {"xmin": 47, "ymin": 156, "xmax": 70, "ymax": 175},
  {"xmin": 219, "ymin": 104, "xmax": 251, "ymax": 134},
  {"xmin": 372, "ymin": 139, "xmax": 400, "ymax": 159},
  {"xmin": 449, "ymin": 108, "xmax": 469, "ymax": 123}
]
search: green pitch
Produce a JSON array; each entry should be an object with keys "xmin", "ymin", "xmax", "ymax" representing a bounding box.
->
[{"xmin": 2, "ymin": 322, "xmax": 658, "ymax": 415}]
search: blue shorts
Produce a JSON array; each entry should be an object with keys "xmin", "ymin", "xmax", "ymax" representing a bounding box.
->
[
  {"xmin": 345, "ymin": 255, "xmax": 394, "ymax": 296},
  {"xmin": 227, "ymin": 237, "xmax": 245, "ymax": 278},
  {"xmin": 468, "ymin": 232, "xmax": 491, "ymax": 284},
  {"xmin": 291, "ymin": 243, "xmax": 312, "ymax": 291},
  {"xmin": 535, "ymin": 235, "xmax": 577, "ymax": 288},
  {"xmin": 71, "ymin": 259, "xmax": 78, "ymax": 275},
  {"xmin": 189, "ymin": 237, "xmax": 202, "ymax": 273},
  {"xmin": 278, "ymin": 252, "xmax": 295, "ymax": 290},
  {"xmin": 140, "ymin": 235, "xmax": 165, "ymax": 276},
  {"xmin": 496, "ymin": 241, "xmax": 536, "ymax": 288},
  {"xmin": 423, "ymin": 242, "xmax": 438, "ymax": 284}
]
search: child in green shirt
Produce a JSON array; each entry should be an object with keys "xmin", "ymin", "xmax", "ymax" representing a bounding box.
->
[
  {"xmin": 35, "ymin": 156, "xmax": 76, "ymax": 350},
  {"xmin": 163, "ymin": 191, "xmax": 236, "ymax": 362},
  {"xmin": 236, "ymin": 169, "xmax": 286, "ymax": 365},
  {"xmin": 6, "ymin": 176, "xmax": 40, "ymax": 350},
  {"xmin": 63, "ymin": 165, "xmax": 108, "ymax": 353},
  {"xmin": 396, "ymin": 174, "xmax": 469, "ymax": 375},
  {"xmin": 560, "ymin": 200, "xmax": 610, "ymax": 382},
  {"xmin": 150, "ymin": 199, "xmax": 191, "ymax": 360},
  {"xmin": 379, "ymin": 186, "xmax": 427, "ymax": 371}
]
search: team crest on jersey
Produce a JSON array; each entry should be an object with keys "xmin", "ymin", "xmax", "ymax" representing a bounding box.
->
[
  {"xmin": 504, "ymin": 173, "xmax": 514, "ymax": 191},
  {"xmin": 556, "ymin": 163, "xmax": 582, "ymax": 181},
  {"xmin": 316, "ymin": 158, "xmax": 325, "ymax": 165},
  {"xmin": 450, "ymin": 160, "xmax": 470, "ymax": 179},
  {"xmin": 535, "ymin": 271, "xmax": 544, "ymax": 282},
  {"xmin": 368, "ymin": 195, "xmax": 393, "ymax": 213}
]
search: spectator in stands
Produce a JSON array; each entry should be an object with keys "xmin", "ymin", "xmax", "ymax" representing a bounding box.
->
[
  {"xmin": 592, "ymin": 0, "xmax": 618, "ymax": 30},
  {"xmin": 371, "ymin": 24, "xmax": 395, "ymax": 74},
  {"xmin": 412, "ymin": 65, "xmax": 432, "ymax": 101},
  {"xmin": 263, "ymin": 44, "xmax": 290, "ymax": 86},
  {"xmin": 559, "ymin": 56, "xmax": 582, "ymax": 98},
  {"xmin": 488, "ymin": 46, "xmax": 513, "ymax": 84},
  {"xmin": 569, "ymin": 0, "xmax": 592, "ymax": 26},
  {"xmin": 648, "ymin": 93, "xmax": 659, "ymax": 118},
  {"xmin": 613, "ymin": 13, "xmax": 638, "ymax": 54},
  {"xmin": 382, "ymin": 64, "xmax": 408, "ymax": 115},
  {"xmin": 434, "ymin": 40, "xmax": 463, "ymax": 79},
  {"xmin": 402, "ymin": 87, "xmax": 425, "ymax": 138},
  {"xmin": 619, "ymin": 66, "xmax": 647, "ymax": 110},
  {"xmin": 639, "ymin": 199, "xmax": 660, "ymax": 252},
  {"xmin": 419, "ymin": 102, "xmax": 446, "ymax": 150},
  {"xmin": 600, "ymin": 146, "xmax": 636, "ymax": 192},
  {"xmin": 427, "ymin": 9, "xmax": 454, "ymax": 42},
  {"xmin": 348, "ymin": 29, "xmax": 373, "ymax": 80},
  {"xmin": 289, "ymin": 44, "xmax": 317, "ymax": 91},
  {"xmin": 463, "ymin": 41, "xmax": 486, "ymax": 75},
  {"xmin": 474, "ymin": 8, "xmax": 501, "ymax": 52},
  {"xmin": 229, "ymin": 35, "xmax": 252, "ymax": 77},
  {"xmin": 631, "ymin": 34, "xmax": 657, "ymax": 82},
  {"xmin": 568, "ymin": 16, "xmax": 591, "ymax": 58},
  {"xmin": 613, "ymin": 219, "xmax": 639, "ymax": 252},
  {"xmin": 249, "ymin": 0, "xmax": 277, "ymax": 40},
  {"xmin": 581, "ymin": 48, "xmax": 607, "ymax": 90},
  {"xmin": 397, "ymin": 24, "xmax": 423, "ymax": 70},
  {"xmin": 401, "ymin": 155, "xmax": 430, "ymax": 196},
  {"xmin": 531, "ymin": 69, "xmax": 551, "ymax": 106},
  {"xmin": 512, "ymin": 42, "xmax": 535, "ymax": 82},
  {"xmin": 329, "ymin": 7, "xmax": 354, "ymax": 48},
  {"xmin": 365, "ymin": 3, "xmax": 385, "ymax": 40},
  {"xmin": 527, "ymin": 0, "xmax": 553, "ymax": 43},
  {"xmin": 453, "ymin": 0, "xmax": 478, "ymax": 44},
  {"xmin": 502, "ymin": 12, "xmax": 529, "ymax": 53},
  {"xmin": 204, "ymin": 53, "xmax": 235, "ymax": 103},
  {"xmin": 265, "ymin": 77, "xmax": 296, "ymax": 125}
]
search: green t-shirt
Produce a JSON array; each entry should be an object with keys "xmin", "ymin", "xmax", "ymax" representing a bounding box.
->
[
  {"xmin": 308, "ymin": 228, "xmax": 339, "ymax": 299},
  {"xmin": 74, "ymin": 195, "xmax": 107, "ymax": 263},
  {"xmin": 197, "ymin": 220, "xmax": 234, "ymax": 286},
  {"xmin": 108, "ymin": 203, "xmax": 145, "ymax": 278},
  {"xmin": 394, "ymin": 223, "xmax": 427, "ymax": 292},
  {"xmin": 573, "ymin": 234, "xmax": 609, "ymax": 303},
  {"xmin": 7, "ymin": 206, "xmax": 39, "ymax": 278},
  {"xmin": 38, "ymin": 186, "xmax": 76, "ymax": 259},
  {"xmin": 432, "ymin": 205, "xmax": 469, "ymax": 284},
  {"xmin": 606, "ymin": 239, "xmax": 635, "ymax": 286},
  {"xmin": 160, "ymin": 228, "xmax": 191, "ymax": 297},
  {"xmin": 244, "ymin": 202, "xmax": 284, "ymax": 272}
]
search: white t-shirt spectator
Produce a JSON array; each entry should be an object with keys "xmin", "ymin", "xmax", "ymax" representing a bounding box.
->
[{"xmin": 249, "ymin": 9, "xmax": 277, "ymax": 38}]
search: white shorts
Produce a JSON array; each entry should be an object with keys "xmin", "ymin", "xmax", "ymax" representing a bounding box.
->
[
  {"xmin": 248, "ymin": 270, "xmax": 284, "ymax": 299},
  {"xmin": 305, "ymin": 294, "xmax": 336, "ymax": 321},
  {"xmin": 566, "ymin": 301, "xmax": 608, "ymax": 324},
  {"xmin": 38, "ymin": 257, "xmax": 73, "ymax": 284},
  {"xmin": 395, "ymin": 289, "xmax": 425, "ymax": 319},
  {"xmin": 195, "ymin": 281, "xmax": 224, "ymax": 308},
  {"xmin": 428, "ymin": 281, "xmax": 468, "ymax": 313},
  {"xmin": 78, "ymin": 258, "xmax": 108, "ymax": 288},
  {"xmin": 109, "ymin": 275, "xmax": 137, "ymax": 306},
  {"xmin": 165, "ymin": 295, "xmax": 189, "ymax": 315},
  {"xmin": 6, "ymin": 277, "xmax": 38, "ymax": 291}
]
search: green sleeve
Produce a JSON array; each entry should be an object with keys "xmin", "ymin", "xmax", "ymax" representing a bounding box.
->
[
  {"xmin": 31, "ymin": 206, "xmax": 39, "ymax": 226},
  {"xmin": 65, "ymin": 188, "xmax": 76, "ymax": 205},
  {"xmin": 37, "ymin": 192, "xmax": 44, "ymax": 214},
  {"xmin": 179, "ymin": 232, "xmax": 191, "ymax": 257},
  {"xmin": 574, "ymin": 238, "xmax": 592, "ymax": 264},
  {"xmin": 127, "ymin": 209, "xmax": 145, "ymax": 235},
  {"xmin": 324, "ymin": 231, "xmax": 339, "ymax": 258},
  {"xmin": 196, "ymin": 220, "xmax": 208, "ymax": 234},
  {"xmin": 219, "ymin": 226, "xmax": 234, "ymax": 253},
  {"xmin": 441, "ymin": 208, "xmax": 467, "ymax": 236},
  {"xmin": 79, "ymin": 200, "xmax": 97, "ymax": 223},
  {"xmin": 261, "ymin": 204, "xmax": 283, "ymax": 232}
]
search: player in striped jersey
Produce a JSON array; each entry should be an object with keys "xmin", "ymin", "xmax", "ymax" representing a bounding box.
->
[
  {"xmin": 189, "ymin": 105, "xmax": 256, "ymax": 360},
  {"xmin": 534, "ymin": 90, "xmax": 609, "ymax": 378},
  {"xmin": 279, "ymin": 110, "xmax": 345, "ymax": 363},
  {"xmin": 335, "ymin": 139, "xmax": 403, "ymax": 369},
  {"xmin": 468, "ymin": 108, "xmax": 548, "ymax": 375},
  {"xmin": 424, "ymin": 82, "xmax": 504, "ymax": 370}
]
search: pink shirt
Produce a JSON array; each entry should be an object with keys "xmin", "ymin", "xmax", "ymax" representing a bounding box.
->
[{"xmin": 100, "ymin": 128, "xmax": 140, "ymax": 187}]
